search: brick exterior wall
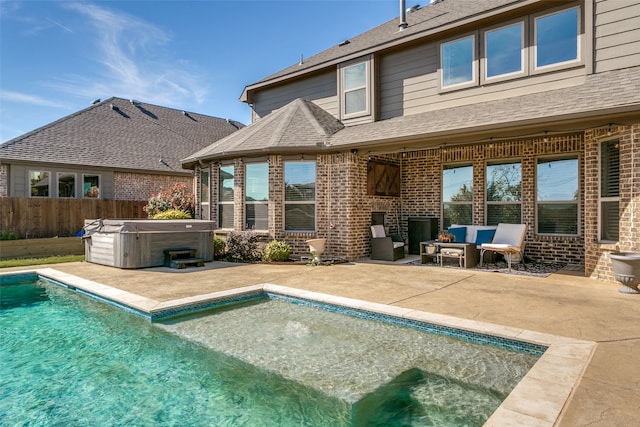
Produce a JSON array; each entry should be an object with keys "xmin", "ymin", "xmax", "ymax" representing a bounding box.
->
[
  {"xmin": 401, "ymin": 134, "xmax": 585, "ymax": 264},
  {"xmin": 113, "ymin": 172, "xmax": 192, "ymax": 202},
  {"xmin": 584, "ymin": 124, "xmax": 640, "ymax": 283},
  {"xmin": 198, "ymin": 123, "xmax": 639, "ymax": 285},
  {"xmin": 0, "ymin": 164, "xmax": 7, "ymax": 197}
]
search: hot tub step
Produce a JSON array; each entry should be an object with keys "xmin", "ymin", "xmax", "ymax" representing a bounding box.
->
[{"xmin": 169, "ymin": 257, "xmax": 205, "ymax": 269}]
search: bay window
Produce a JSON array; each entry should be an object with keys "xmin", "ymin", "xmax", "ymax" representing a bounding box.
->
[
  {"xmin": 200, "ymin": 168, "xmax": 210, "ymax": 220},
  {"xmin": 245, "ymin": 162, "xmax": 268, "ymax": 230},
  {"xmin": 284, "ymin": 161, "xmax": 316, "ymax": 231},
  {"xmin": 218, "ymin": 164, "xmax": 234, "ymax": 229}
]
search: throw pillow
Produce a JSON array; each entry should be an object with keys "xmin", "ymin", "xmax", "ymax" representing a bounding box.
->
[
  {"xmin": 475, "ymin": 229, "xmax": 496, "ymax": 245},
  {"xmin": 448, "ymin": 226, "xmax": 467, "ymax": 243}
]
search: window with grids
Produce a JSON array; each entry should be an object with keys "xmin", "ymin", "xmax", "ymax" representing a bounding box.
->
[
  {"xmin": 600, "ymin": 140, "xmax": 619, "ymax": 242},
  {"xmin": 245, "ymin": 162, "xmax": 268, "ymax": 230},
  {"xmin": 486, "ymin": 162, "xmax": 522, "ymax": 225},
  {"xmin": 200, "ymin": 168, "xmax": 210, "ymax": 220},
  {"xmin": 284, "ymin": 161, "xmax": 316, "ymax": 231},
  {"xmin": 536, "ymin": 157, "xmax": 579, "ymax": 235},
  {"xmin": 442, "ymin": 164, "xmax": 473, "ymax": 228},
  {"xmin": 218, "ymin": 165, "xmax": 234, "ymax": 229}
]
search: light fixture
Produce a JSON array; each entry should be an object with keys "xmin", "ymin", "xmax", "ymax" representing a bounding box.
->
[
  {"xmin": 607, "ymin": 123, "xmax": 612, "ymax": 136},
  {"xmin": 543, "ymin": 131, "xmax": 548, "ymax": 143}
]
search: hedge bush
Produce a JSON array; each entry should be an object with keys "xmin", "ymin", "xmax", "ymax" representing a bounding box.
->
[
  {"xmin": 262, "ymin": 240, "xmax": 292, "ymax": 262},
  {"xmin": 152, "ymin": 209, "xmax": 192, "ymax": 220}
]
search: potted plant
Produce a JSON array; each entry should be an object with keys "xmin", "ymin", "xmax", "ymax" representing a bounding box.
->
[{"xmin": 609, "ymin": 252, "xmax": 640, "ymax": 294}]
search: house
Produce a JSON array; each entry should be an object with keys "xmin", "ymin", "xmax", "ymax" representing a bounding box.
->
[
  {"xmin": 0, "ymin": 97, "xmax": 243, "ymax": 214},
  {"xmin": 182, "ymin": 0, "xmax": 640, "ymax": 284}
]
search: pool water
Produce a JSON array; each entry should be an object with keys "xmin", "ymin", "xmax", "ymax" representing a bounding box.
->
[{"xmin": 1, "ymin": 278, "xmax": 539, "ymax": 426}]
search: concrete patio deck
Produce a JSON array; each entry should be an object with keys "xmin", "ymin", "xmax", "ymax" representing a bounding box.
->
[{"xmin": 3, "ymin": 260, "xmax": 639, "ymax": 426}]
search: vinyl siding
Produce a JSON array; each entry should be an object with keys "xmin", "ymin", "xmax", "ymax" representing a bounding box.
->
[
  {"xmin": 594, "ymin": 0, "xmax": 640, "ymax": 72},
  {"xmin": 252, "ymin": 70, "xmax": 337, "ymax": 120},
  {"xmin": 378, "ymin": 41, "xmax": 586, "ymax": 120}
]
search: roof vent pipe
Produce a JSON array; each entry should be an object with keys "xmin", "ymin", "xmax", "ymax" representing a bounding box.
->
[{"xmin": 399, "ymin": 0, "xmax": 408, "ymax": 30}]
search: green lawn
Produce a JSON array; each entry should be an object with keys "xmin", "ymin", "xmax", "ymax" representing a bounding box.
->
[{"xmin": 0, "ymin": 255, "xmax": 85, "ymax": 269}]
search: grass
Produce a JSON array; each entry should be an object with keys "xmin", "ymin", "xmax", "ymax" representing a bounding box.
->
[{"xmin": 0, "ymin": 255, "xmax": 85, "ymax": 269}]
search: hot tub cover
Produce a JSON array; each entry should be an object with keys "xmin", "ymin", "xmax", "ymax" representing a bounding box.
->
[{"xmin": 84, "ymin": 219, "xmax": 215, "ymax": 234}]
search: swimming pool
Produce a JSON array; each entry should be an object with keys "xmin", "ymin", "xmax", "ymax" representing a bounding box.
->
[{"xmin": 1, "ymin": 270, "xmax": 595, "ymax": 425}]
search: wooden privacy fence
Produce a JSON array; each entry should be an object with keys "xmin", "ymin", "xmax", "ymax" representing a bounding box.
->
[{"xmin": 1, "ymin": 197, "xmax": 147, "ymax": 238}]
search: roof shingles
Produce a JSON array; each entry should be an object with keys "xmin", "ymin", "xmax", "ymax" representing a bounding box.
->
[{"xmin": 0, "ymin": 97, "xmax": 243, "ymax": 173}]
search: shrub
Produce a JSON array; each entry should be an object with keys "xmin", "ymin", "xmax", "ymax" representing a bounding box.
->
[
  {"xmin": 262, "ymin": 240, "xmax": 292, "ymax": 262},
  {"xmin": 0, "ymin": 230, "xmax": 19, "ymax": 240},
  {"xmin": 213, "ymin": 236, "xmax": 227, "ymax": 258},
  {"xmin": 152, "ymin": 209, "xmax": 192, "ymax": 220},
  {"xmin": 143, "ymin": 183, "xmax": 195, "ymax": 218},
  {"xmin": 226, "ymin": 230, "xmax": 260, "ymax": 262}
]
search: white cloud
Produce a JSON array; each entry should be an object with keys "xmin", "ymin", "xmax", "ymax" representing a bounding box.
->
[
  {"xmin": 0, "ymin": 90, "xmax": 70, "ymax": 108},
  {"xmin": 49, "ymin": 2, "xmax": 210, "ymax": 108}
]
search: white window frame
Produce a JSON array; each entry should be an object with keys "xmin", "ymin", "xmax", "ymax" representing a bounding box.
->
[
  {"xmin": 598, "ymin": 138, "xmax": 620, "ymax": 242},
  {"xmin": 82, "ymin": 174, "xmax": 101, "ymax": 199},
  {"xmin": 338, "ymin": 56, "xmax": 372, "ymax": 120},
  {"xmin": 481, "ymin": 20, "xmax": 526, "ymax": 84},
  {"xmin": 57, "ymin": 172, "xmax": 77, "ymax": 198},
  {"xmin": 531, "ymin": 5, "xmax": 582, "ymax": 74},
  {"xmin": 29, "ymin": 170, "xmax": 50, "ymax": 198},
  {"xmin": 439, "ymin": 32, "xmax": 478, "ymax": 92}
]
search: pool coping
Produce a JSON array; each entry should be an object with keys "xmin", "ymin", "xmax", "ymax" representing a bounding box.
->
[{"xmin": 3, "ymin": 268, "xmax": 596, "ymax": 426}]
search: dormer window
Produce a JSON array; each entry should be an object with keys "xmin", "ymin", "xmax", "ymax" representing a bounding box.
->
[{"xmin": 339, "ymin": 57, "xmax": 372, "ymax": 119}]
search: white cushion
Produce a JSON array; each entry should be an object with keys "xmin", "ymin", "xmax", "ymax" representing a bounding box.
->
[
  {"xmin": 393, "ymin": 241, "xmax": 404, "ymax": 249},
  {"xmin": 441, "ymin": 248, "xmax": 464, "ymax": 256},
  {"xmin": 371, "ymin": 225, "xmax": 386, "ymax": 238}
]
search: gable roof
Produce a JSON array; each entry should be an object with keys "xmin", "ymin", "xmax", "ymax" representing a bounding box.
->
[
  {"xmin": 182, "ymin": 98, "xmax": 343, "ymax": 167},
  {"xmin": 0, "ymin": 97, "xmax": 244, "ymax": 174},
  {"xmin": 241, "ymin": 0, "xmax": 523, "ymax": 102}
]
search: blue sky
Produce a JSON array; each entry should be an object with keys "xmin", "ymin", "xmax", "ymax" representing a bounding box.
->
[{"xmin": 0, "ymin": 0, "xmax": 399, "ymax": 142}]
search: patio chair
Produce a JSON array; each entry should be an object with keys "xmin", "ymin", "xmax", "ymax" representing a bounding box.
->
[
  {"xmin": 479, "ymin": 223, "xmax": 527, "ymax": 272},
  {"xmin": 370, "ymin": 225, "xmax": 405, "ymax": 261}
]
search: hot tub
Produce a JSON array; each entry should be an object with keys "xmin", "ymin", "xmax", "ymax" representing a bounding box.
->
[{"xmin": 83, "ymin": 219, "xmax": 214, "ymax": 269}]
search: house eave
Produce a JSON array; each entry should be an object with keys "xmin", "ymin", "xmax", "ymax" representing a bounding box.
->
[{"xmin": 241, "ymin": 0, "xmax": 542, "ymax": 103}]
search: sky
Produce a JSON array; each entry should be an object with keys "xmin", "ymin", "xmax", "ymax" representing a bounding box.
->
[{"xmin": 0, "ymin": 0, "xmax": 401, "ymax": 143}]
